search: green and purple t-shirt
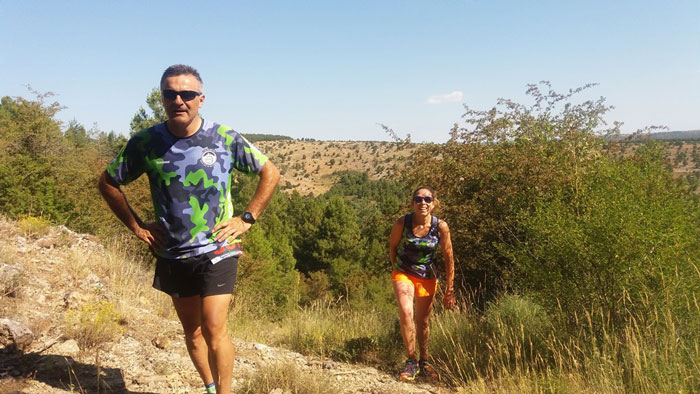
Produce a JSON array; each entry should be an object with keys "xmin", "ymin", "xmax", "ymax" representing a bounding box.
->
[{"xmin": 106, "ymin": 119, "xmax": 268, "ymax": 260}]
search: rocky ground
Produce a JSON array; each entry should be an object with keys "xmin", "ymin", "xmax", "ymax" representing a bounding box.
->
[{"xmin": 0, "ymin": 219, "xmax": 449, "ymax": 394}]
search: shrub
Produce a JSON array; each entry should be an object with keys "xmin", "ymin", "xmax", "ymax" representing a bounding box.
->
[
  {"xmin": 506, "ymin": 147, "xmax": 700, "ymax": 333},
  {"xmin": 65, "ymin": 300, "xmax": 124, "ymax": 349},
  {"xmin": 18, "ymin": 216, "xmax": 51, "ymax": 239},
  {"xmin": 298, "ymin": 271, "xmax": 330, "ymax": 305}
]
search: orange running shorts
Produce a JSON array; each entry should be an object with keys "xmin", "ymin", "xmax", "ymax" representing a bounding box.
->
[{"xmin": 391, "ymin": 270, "xmax": 437, "ymax": 297}]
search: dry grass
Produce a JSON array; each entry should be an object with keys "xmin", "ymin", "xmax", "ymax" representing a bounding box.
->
[
  {"xmin": 0, "ymin": 216, "xmax": 178, "ymax": 349},
  {"xmin": 228, "ymin": 291, "xmax": 282, "ymax": 344},
  {"xmin": 273, "ymin": 300, "xmax": 396, "ymax": 363},
  {"xmin": 235, "ymin": 360, "xmax": 341, "ymax": 394}
]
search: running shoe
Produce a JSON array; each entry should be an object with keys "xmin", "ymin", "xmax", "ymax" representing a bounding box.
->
[
  {"xmin": 400, "ymin": 359, "xmax": 420, "ymax": 381},
  {"xmin": 419, "ymin": 360, "xmax": 438, "ymax": 380}
]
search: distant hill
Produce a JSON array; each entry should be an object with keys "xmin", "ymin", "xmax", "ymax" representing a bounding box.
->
[
  {"xmin": 616, "ymin": 130, "xmax": 700, "ymax": 141},
  {"xmin": 241, "ymin": 133, "xmax": 294, "ymax": 142}
]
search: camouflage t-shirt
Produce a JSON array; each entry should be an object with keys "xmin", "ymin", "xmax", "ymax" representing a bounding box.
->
[
  {"xmin": 105, "ymin": 119, "xmax": 268, "ymax": 259},
  {"xmin": 395, "ymin": 214, "xmax": 440, "ymax": 279}
]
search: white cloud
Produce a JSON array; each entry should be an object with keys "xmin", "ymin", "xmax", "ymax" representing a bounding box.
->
[{"xmin": 426, "ymin": 91, "xmax": 464, "ymax": 104}]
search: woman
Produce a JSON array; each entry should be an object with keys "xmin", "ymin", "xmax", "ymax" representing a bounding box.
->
[{"xmin": 389, "ymin": 186, "xmax": 455, "ymax": 381}]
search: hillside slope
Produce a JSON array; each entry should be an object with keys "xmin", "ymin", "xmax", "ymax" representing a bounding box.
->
[{"xmin": 256, "ymin": 140, "xmax": 416, "ymax": 196}]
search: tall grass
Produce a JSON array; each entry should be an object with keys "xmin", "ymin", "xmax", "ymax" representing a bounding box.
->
[
  {"xmin": 427, "ymin": 290, "xmax": 700, "ymax": 393},
  {"xmin": 274, "ymin": 299, "xmax": 402, "ymax": 365},
  {"xmin": 229, "ymin": 298, "xmax": 404, "ymax": 367}
]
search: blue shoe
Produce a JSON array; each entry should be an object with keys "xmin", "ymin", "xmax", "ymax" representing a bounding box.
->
[{"xmin": 400, "ymin": 359, "xmax": 419, "ymax": 381}]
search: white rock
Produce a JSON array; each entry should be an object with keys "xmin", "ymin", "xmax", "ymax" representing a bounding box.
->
[{"xmin": 54, "ymin": 339, "xmax": 80, "ymax": 354}]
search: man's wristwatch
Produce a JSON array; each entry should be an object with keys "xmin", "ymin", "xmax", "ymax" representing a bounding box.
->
[{"xmin": 241, "ymin": 212, "xmax": 256, "ymax": 225}]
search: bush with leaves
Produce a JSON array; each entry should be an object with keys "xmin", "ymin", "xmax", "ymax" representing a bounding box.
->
[
  {"xmin": 505, "ymin": 143, "xmax": 700, "ymax": 333},
  {"xmin": 398, "ymin": 82, "xmax": 622, "ymax": 298}
]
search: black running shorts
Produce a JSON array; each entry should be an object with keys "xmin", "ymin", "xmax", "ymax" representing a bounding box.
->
[{"xmin": 153, "ymin": 254, "xmax": 238, "ymax": 298}]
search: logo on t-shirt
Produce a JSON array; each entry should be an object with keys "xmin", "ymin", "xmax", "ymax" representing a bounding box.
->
[{"xmin": 200, "ymin": 149, "xmax": 217, "ymax": 167}]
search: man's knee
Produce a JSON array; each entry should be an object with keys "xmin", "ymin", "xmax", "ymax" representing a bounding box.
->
[
  {"xmin": 202, "ymin": 316, "xmax": 228, "ymax": 341},
  {"xmin": 182, "ymin": 326, "xmax": 206, "ymax": 349}
]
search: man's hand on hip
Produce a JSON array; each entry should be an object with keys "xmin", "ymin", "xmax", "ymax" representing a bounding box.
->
[
  {"xmin": 213, "ymin": 217, "xmax": 252, "ymax": 243},
  {"xmin": 134, "ymin": 222, "xmax": 166, "ymax": 250}
]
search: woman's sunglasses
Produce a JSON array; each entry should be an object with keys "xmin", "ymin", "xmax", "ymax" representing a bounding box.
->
[
  {"xmin": 413, "ymin": 196, "xmax": 433, "ymax": 204},
  {"xmin": 162, "ymin": 89, "xmax": 202, "ymax": 101}
]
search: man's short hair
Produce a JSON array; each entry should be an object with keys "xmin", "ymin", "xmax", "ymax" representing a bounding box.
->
[{"xmin": 160, "ymin": 64, "xmax": 203, "ymax": 90}]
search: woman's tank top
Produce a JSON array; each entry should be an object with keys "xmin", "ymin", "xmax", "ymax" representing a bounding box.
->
[{"xmin": 395, "ymin": 213, "xmax": 440, "ymax": 279}]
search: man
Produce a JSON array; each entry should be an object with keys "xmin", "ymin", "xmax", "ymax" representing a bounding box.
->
[{"xmin": 99, "ymin": 64, "xmax": 279, "ymax": 394}]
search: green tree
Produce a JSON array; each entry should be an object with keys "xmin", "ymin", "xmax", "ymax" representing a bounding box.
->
[
  {"xmin": 0, "ymin": 93, "xmax": 131, "ymax": 238},
  {"xmin": 0, "ymin": 94, "xmax": 73, "ymax": 220},
  {"xmin": 94, "ymin": 130, "xmax": 128, "ymax": 158},
  {"xmin": 129, "ymin": 87, "xmax": 166, "ymax": 134},
  {"xmin": 313, "ymin": 195, "xmax": 364, "ymax": 297},
  {"xmin": 228, "ymin": 173, "xmax": 300, "ymax": 317},
  {"xmin": 64, "ymin": 119, "xmax": 90, "ymax": 148}
]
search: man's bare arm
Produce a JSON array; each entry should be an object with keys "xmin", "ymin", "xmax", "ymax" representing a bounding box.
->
[
  {"xmin": 212, "ymin": 161, "xmax": 280, "ymax": 242},
  {"xmin": 98, "ymin": 171, "xmax": 165, "ymax": 249},
  {"xmin": 244, "ymin": 160, "xmax": 281, "ymax": 219}
]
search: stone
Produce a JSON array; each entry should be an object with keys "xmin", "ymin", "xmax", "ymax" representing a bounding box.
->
[
  {"xmin": 0, "ymin": 318, "xmax": 33, "ymax": 352},
  {"xmin": 0, "ymin": 264, "xmax": 22, "ymax": 297},
  {"xmin": 36, "ymin": 237, "xmax": 58, "ymax": 249},
  {"xmin": 63, "ymin": 291, "xmax": 89, "ymax": 309},
  {"xmin": 53, "ymin": 339, "xmax": 80, "ymax": 354},
  {"xmin": 86, "ymin": 273, "xmax": 106, "ymax": 291},
  {"xmin": 151, "ymin": 335, "xmax": 171, "ymax": 350}
]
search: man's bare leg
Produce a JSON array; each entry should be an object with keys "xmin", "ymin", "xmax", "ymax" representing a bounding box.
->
[
  {"xmin": 172, "ymin": 296, "xmax": 214, "ymax": 386},
  {"xmin": 202, "ymin": 293, "xmax": 234, "ymax": 393}
]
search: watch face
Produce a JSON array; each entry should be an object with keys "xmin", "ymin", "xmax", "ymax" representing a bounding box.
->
[{"xmin": 242, "ymin": 212, "xmax": 255, "ymax": 224}]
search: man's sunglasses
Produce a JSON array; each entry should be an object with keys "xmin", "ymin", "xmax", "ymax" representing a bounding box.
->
[
  {"xmin": 413, "ymin": 196, "xmax": 433, "ymax": 204},
  {"xmin": 161, "ymin": 89, "xmax": 202, "ymax": 101}
]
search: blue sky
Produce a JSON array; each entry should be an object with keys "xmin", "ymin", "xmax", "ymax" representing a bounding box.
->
[{"xmin": 1, "ymin": 1, "xmax": 698, "ymax": 142}]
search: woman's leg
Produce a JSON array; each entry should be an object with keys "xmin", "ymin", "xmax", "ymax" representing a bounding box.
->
[
  {"xmin": 415, "ymin": 291, "xmax": 436, "ymax": 361},
  {"xmin": 392, "ymin": 279, "xmax": 416, "ymax": 359}
]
